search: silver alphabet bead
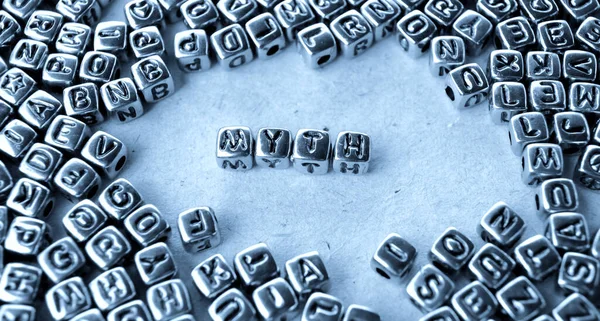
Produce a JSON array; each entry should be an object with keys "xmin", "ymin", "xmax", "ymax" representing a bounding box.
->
[
  {"xmin": 234, "ymin": 243, "xmax": 279, "ymax": 289},
  {"xmin": 94, "ymin": 21, "xmax": 129, "ymax": 61},
  {"xmin": 212, "ymin": 24, "xmax": 255, "ymax": 70},
  {"xmin": 46, "ymin": 277, "xmax": 92, "ymax": 320},
  {"xmin": 576, "ymin": 17, "xmax": 600, "ymax": 54},
  {"xmin": 63, "ymin": 83, "xmax": 105, "ymax": 125},
  {"xmin": 488, "ymin": 49, "xmax": 524, "ymax": 82},
  {"xmin": 254, "ymin": 128, "xmax": 292, "ymax": 169},
  {"xmin": 43, "ymin": 53, "xmax": 79, "ymax": 89},
  {"xmin": 451, "ymin": 281, "xmax": 497, "ymax": 321},
  {"xmin": 537, "ymin": 20, "xmax": 574, "ymax": 52},
  {"xmin": 570, "ymin": 83, "xmax": 600, "ymax": 115},
  {"xmin": 406, "ymin": 264, "xmax": 454, "ymax": 312},
  {"xmin": 478, "ymin": 202, "xmax": 525, "ymax": 248},
  {"xmin": 546, "ymin": 212, "xmax": 590, "ymax": 252},
  {"xmin": 308, "ymin": 0, "xmax": 346, "ymax": 22},
  {"xmin": 275, "ymin": 0, "xmax": 315, "ymax": 41},
  {"xmin": 333, "ymin": 131, "xmax": 370, "ymax": 174},
  {"xmin": 85, "ymin": 226, "xmax": 132, "ymax": 270},
  {"xmin": 536, "ymin": 178, "xmax": 579, "ymax": 217},
  {"xmin": 552, "ymin": 112, "xmax": 590, "ymax": 154},
  {"xmin": 56, "ymin": 23, "xmax": 92, "ymax": 57},
  {"xmin": 429, "ymin": 36, "xmax": 465, "ymax": 77},
  {"xmin": 4, "ymin": 217, "xmax": 49, "ymax": 256},
  {"xmin": 18, "ymin": 90, "xmax": 63, "ymax": 131},
  {"xmin": 130, "ymin": 26, "xmax": 166, "ymax": 59},
  {"xmin": 38, "ymin": 237, "xmax": 86, "ymax": 283},
  {"xmin": 0, "ymin": 119, "xmax": 37, "ymax": 159},
  {"xmin": 508, "ymin": 112, "xmax": 550, "ymax": 156},
  {"xmin": 98, "ymin": 178, "xmax": 144, "ymax": 220},
  {"xmin": 178, "ymin": 207, "xmax": 221, "ymax": 252},
  {"xmin": 90, "ymin": 267, "xmax": 136, "ymax": 311},
  {"xmin": 101, "ymin": 78, "xmax": 145, "ymax": 123},
  {"xmin": 495, "ymin": 17, "xmax": 536, "ymax": 53},
  {"xmin": 209, "ymin": 288, "xmax": 258, "ymax": 321},
  {"xmin": 63, "ymin": 200, "xmax": 108, "ymax": 243},
  {"xmin": 0, "ymin": 304, "xmax": 36, "ymax": 321},
  {"xmin": 489, "ymin": 82, "xmax": 527, "ymax": 124},
  {"xmin": 135, "ymin": 242, "xmax": 177, "ymax": 285},
  {"xmin": 217, "ymin": 0, "xmax": 259, "ymax": 25},
  {"xmin": 24, "ymin": 10, "xmax": 63, "ymax": 43},
  {"xmin": 451, "ymin": 10, "xmax": 492, "ymax": 56},
  {"xmin": 558, "ymin": 252, "xmax": 600, "ymax": 296},
  {"xmin": 296, "ymin": 23, "xmax": 338, "ymax": 69},
  {"xmin": 174, "ymin": 29, "xmax": 211, "ymax": 73},
  {"xmin": 2, "ymin": 0, "xmax": 40, "ymax": 21},
  {"xmin": 553, "ymin": 294, "xmax": 600, "ymax": 321},
  {"xmin": 147, "ymin": 279, "xmax": 192, "ymax": 321},
  {"xmin": 54, "ymin": 158, "xmax": 102, "ymax": 202},
  {"xmin": 476, "ymin": 0, "xmax": 517, "ymax": 24},
  {"xmin": 575, "ymin": 145, "xmax": 600, "ymax": 191},
  {"xmin": 444, "ymin": 63, "xmax": 489, "ymax": 109},
  {"xmin": 216, "ymin": 126, "xmax": 254, "ymax": 170},
  {"xmin": 192, "ymin": 253, "xmax": 237, "ymax": 299},
  {"xmin": 518, "ymin": 0, "xmax": 559, "ymax": 23},
  {"xmin": 252, "ymin": 278, "xmax": 299, "ymax": 321},
  {"xmin": 79, "ymin": 52, "xmax": 120, "ymax": 86},
  {"xmin": 468, "ymin": 244, "xmax": 515, "ymax": 289},
  {"xmin": 302, "ymin": 292, "xmax": 343, "ymax": 321},
  {"xmin": 521, "ymin": 143, "xmax": 563, "ymax": 186},
  {"xmin": 342, "ymin": 305, "xmax": 380, "ymax": 321},
  {"xmin": 0, "ymin": 263, "xmax": 41, "ymax": 304},
  {"xmin": 72, "ymin": 309, "xmax": 106, "ymax": 321},
  {"xmin": 371, "ymin": 233, "xmax": 417, "ymax": 280},
  {"xmin": 285, "ymin": 251, "xmax": 329, "ymax": 299},
  {"xmin": 131, "ymin": 55, "xmax": 175, "ymax": 102},
  {"xmin": 514, "ymin": 234, "xmax": 561, "ymax": 281},
  {"xmin": 56, "ymin": 0, "xmax": 102, "ymax": 25},
  {"xmin": 107, "ymin": 300, "xmax": 153, "ymax": 321},
  {"xmin": 430, "ymin": 227, "xmax": 474, "ymax": 271},
  {"xmin": 124, "ymin": 0, "xmax": 166, "ymax": 30},
  {"xmin": 424, "ymin": 0, "xmax": 462, "ymax": 31},
  {"xmin": 81, "ymin": 131, "xmax": 128, "ymax": 178},
  {"xmin": 419, "ymin": 306, "xmax": 459, "ymax": 321},
  {"xmin": 331, "ymin": 10, "xmax": 373, "ymax": 58},
  {"xmin": 292, "ymin": 129, "xmax": 331, "ymax": 174},
  {"xmin": 559, "ymin": 0, "xmax": 600, "ymax": 23},
  {"xmin": 181, "ymin": 0, "xmax": 220, "ymax": 30},
  {"xmin": 124, "ymin": 204, "xmax": 170, "ymax": 246},
  {"xmin": 496, "ymin": 276, "xmax": 545, "ymax": 321},
  {"xmin": 526, "ymin": 57, "xmax": 562, "ymax": 86},
  {"xmin": 246, "ymin": 13, "xmax": 286, "ymax": 59},
  {"xmin": 395, "ymin": 10, "xmax": 437, "ymax": 58},
  {"xmin": 7, "ymin": 178, "xmax": 54, "ymax": 218},
  {"xmin": 361, "ymin": 0, "xmax": 400, "ymax": 42},
  {"xmin": 0, "ymin": 10, "xmax": 21, "ymax": 47},
  {"xmin": 563, "ymin": 50, "xmax": 597, "ymax": 83},
  {"xmin": 0, "ymin": 68, "xmax": 36, "ymax": 107}
]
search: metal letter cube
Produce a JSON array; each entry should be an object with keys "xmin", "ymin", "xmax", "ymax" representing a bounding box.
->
[
  {"xmin": 135, "ymin": 242, "xmax": 177, "ymax": 285},
  {"xmin": 424, "ymin": 0, "xmax": 463, "ymax": 30},
  {"xmin": 178, "ymin": 207, "xmax": 221, "ymax": 252},
  {"xmin": 107, "ymin": 300, "xmax": 153, "ymax": 321},
  {"xmin": 559, "ymin": 0, "xmax": 600, "ymax": 23},
  {"xmin": 192, "ymin": 253, "xmax": 236, "ymax": 299},
  {"xmin": 174, "ymin": 29, "xmax": 212, "ymax": 72},
  {"xmin": 101, "ymin": 78, "xmax": 145, "ymax": 123},
  {"xmin": 342, "ymin": 305, "xmax": 380, "ymax": 321},
  {"xmin": 63, "ymin": 83, "xmax": 105, "ymax": 125},
  {"xmin": 371, "ymin": 233, "xmax": 417, "ymax": 280},
  {"xmin": 521, "ymin": 143, "xmax": 563, "ymax": 186},
  {"xmin": 56, "ymin": 23, "xmax": 92, "ymax": 57},
  {"xmin": 130, "ymin": 26, "xmax": 166, "ymax": 59},
  {"xmin": 478, "ymin": 202, "xmax": 525, "ymax": 248},
  {"xmin": 56, "ymin": 0, "xmax": 102, "ymax": 25},
  {"xmin": 308, "ymin": 0, "xmax": 346, "ymax": 22},
  {"xmin": 0, "ymin": 68, "xmax": 37, "ymax": 107},
  {"xmin": 546, "ymin": 212, "xmax": 590, "ymax": 252},
  {"xmin": 476, "ymin": 0, "xmax": 518, "ymax": 24},
  {"xmin": 292, "ymin": 129, "xmax": 331, "ymax": 174},
  {"xmin": 297, "ymin": 23, "xmax": 338, "ymax": 69},
  {"xmin": 234, "ymin": 243, "xmax": 279, "ymax": 289},
  {"xmin": 536, "ymin": 178, "xmax": 579, "ymax": 216},
  {"xmin": 508, "ymin": 112, "xmax": 549, "ymax": 156},
  {"xmin": 131, "ymin": 55, "xmax": 175, "ymax": 102},
  {"xmin": 429, "ymin": 36, "xmax": 465, "ymax": 77},
  {"xmin": 246, "ymin": 13, "xmax": 286, "ymax": 59},
  {"xmin": 285, "ymin": 251, "xmax": 330, "ymax": 299},
  {"xmin": 569, "ymin": 82, "xmax": 600, "ymax": 114},
  {"xmin": 468, "ymin": 244, "xmax": 515, "ymax": 289},
  {"xmin": 406, "ymin": 264, "xmax": 454, "ymax": 312},
  {"xmin": 495, "ymin": 16, "xmax": 536, "ymax": 52},
  {"xmin": 79, "ymin": 52, "xmax": 120, "ymax": 86},
  {"xmin": 563, "ymin": 50, "xmax": 597, "ymax": 83},
  {"xmin": 0, "ymin": 10, "xmax": 21, "ymax": 47},
  {"xmin": 518, "ymin": 0, "xmax": 559, "ymax": 23},
  {"xmin": 445, "ymin": 63, "xmax": 489, "ymax": 109},
  {"xmin": 98, "ymin": 178, "xmax": 144, "ymax": 221},
  {"xmin": 489, "ymin": 82, "xmax": 527, "ymax": 124},
  {"xmin": 181, "ymin": 0, "xmax": 220, "ymax": 30},
  {"xmin": 38, "ymin": 236, "xmax": 86, "ymax": 283},
  {"xmin": 553, "ymin": 294, "xmax": 600, "ymax": 321},
  {"xmin": 575, "ymin": 145, "xmax": 600, "ymax": 191},
  {"xmin": 333, "ymin": 131, "xmax": 371, "ymax": 174},
  {"xmin": 552, "ymin": 112, "xmax": 590, "ymax": 154},
  {"xmin": 303, "ymin": 292, "xmax": 343, "ymax": 321},
  {"xmin": 210, "ymin": 24, "xmax": 254, "ymax": 69},
  {"xmin": 452, "ymin": 10, "xmax": 492, "ymax": 56},
  {"xmin": 124, "ymin": 0, "xmax": 166, "ymax": 30},
  {"xmin": 7, "ymin": 178, "xmax": 54, "ymax": 218},
  {"xmin": 0, "ymin": 119, "xmax": 37, "ymax": 159},
  {"xmin": 253, "ymin": 278, "xmax": 299, "ymax": 320},
  {"xmin": 395, "ymin": 10, "xmax": 437, "ymax": 58},
  {"xmin": 43, "ymin": 53, "xmax": 79, "ymax": 89},
  {"xmin": 94, "ymin": 21, "xmax": 129, "ymax": 61},
  {"xmin": 9, "ymin": 39, "xmax": 49, "ymax": 73},
  {"xmin": 18, "ymin": 90, "xmax": 63, "ymax": 131},
  {"xmin": 24, "ymin": 10, "xmax": 63, "ymax": 43},
  {"xmin": 85, "ymin": 226, "xmax": 132, "ymax": 270},
  {"xmin": 255, "ymin": 127, "xmax": 292, "ymax": 169},
  {"xmin": 430, "ymin": 227, "xmax": 475, "ymax": 271},
  {"xmin": 4, "ymin": 217, "xmax": 49, "ymax": 256},
  {"xmin": 361, "ymin": 0, "xmax": 401, "ymax": 42},
  {"xmin": 451, "ymin": 281, "xmax": 497, "ymax": 321},
  {"xmin": 90, "ymin": 267, "xmax": 136, "ymax": 311},
  {"xmin": 63, "ymin": 200, "xmax": 108, "ymax": 243},
  {"xmin": 514, "ymin": 234, "xmax": 561, "ymax": 281},
  {"xmin": 496, "ymin": 276, "xmax": 545, "ymax": 321},
  {"xmin": 576, "ymin": 17, "xmax": 600, "ymax": 54},
  {"xmin": 0, "ymin": 263, "xmax": 41, "ymax": 304},
  {"xmin": 81, "ymin": 131, "xmax": 128, "ymax": 178},
  {"xmin": 3, "ymin": 0, "xmax": 40, "ymax": 21},
  {"xmin": 54, "ymin": 158, "xmax": 102, "ymax": 202},
  {"xmin": 147, "ymin": 279, "xmax": 192, "ymax": 321},
  {"xmin": 526, "ymin": 51, "xmax": 561, "ymax": 81},
  {"xmin": 488, "ymin": 49, "xmax": 524, "ymax": 82},
  {"xmin": 0, "ymin": 304, "xmax": 36, "ymax": 321},
  {"xmin": 209, "ymin": 289, "xmax": 258, "ymax": 321},
  {"xmin": 274, "ymin": 0, "xmax": 316, "ymax": 41},
  {"xmin": 217, "ymin": 0, "xmax": 259, "ymax": 25},
  {"xmin": 537, "ymin": 20, "xmax": 574, "ymax": 52},
  {"xmin": 558, "ymin": 252, "xmax": 600, "ymax": 296},
  {"xmin": 45, "ymin": 277, "xmax": 92, "ymax": 320},
  {"xmin": 216, "ymin": 126, "xmax": 254, "ymax": 170},
  {"xmin": 124, "ymin": 204, "xmax": 170, "ymax": 246}
]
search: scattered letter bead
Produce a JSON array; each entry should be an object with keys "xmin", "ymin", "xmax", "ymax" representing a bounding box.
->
[
  {"xmin": 81, "ymin": 131, "xmax": 128, "ymax": 178},
  {"xmin": 131, "ymin": 55, "xmax": 175, "ymax": 103},
  {"xmin": 85, "ymin": 225, "xmax": 132, "ymax": 270},
  {"xmin": 371, "ymin": 233, "xmax": 417, "ymax": 280},
  {"xmin": 252, "ymin": 278, "xmax": 299, "ymax": 321},
  {"xmin": 558, "ymin": 252, "xmax": 600, "ymax": 296},
  {"xmin": 37, "ymin": 236, "xmax": 86, "ymax": 283},
  {"xmin": 101, "ymin": 78, "xmax": 145, "ymax": 123},
  {"xmin": 192, "ymin": 253, "xmax": 237, "ymax": 299},
  {"xmin": 234, "ymin": 243, "xmax": 279, "ymax": 289},
  {"xmin": 54, "ymin": 158, "xmax": 102, "ymax": 202},
  {"xmin": 45, "ymin": 277, "xmax": 92, "ymax": 320},
  {"xmin": 452, "ymin": 10, "xmax": 492, "ymax": 56},
  {"xmin": 514, "ymin": 234, "xmax": 561, "ymax": 281},
  {"xmin": 444, "ymin": 63, "xmax": 489, "ymax": 109},
  {"xmin": 297, "ymin": 23, "xmax": 338, "ymax": 69},
  {"xmin": 174, "ymin": 29, "xmax": 212, "ymax": 73},
  {"xmin": 546, "ymin": 212, "xmax": 590, "ymax": 252},
  {"xmin": 62, "ymin": 200, "xmax": 108, "ymax": 243},
  {"xmin": 18, "ymin": 143, "xmax": 64, "ymax": 184},
  {"xmin": 521, "ymin": 143, "xmax": 563, "ymax": 186},
  {"xmin": 124, "ymin": 204, "xmax": 170, "ymax": 246},
  {"xmin": 451, "ymin": 281, "xmax": 497, "ymax": 321},
  {"xmin": 496, "ymin": 276, "xmax": 545, "ymax": 321},
  {"xmin": 178, "ymin": 207, "xmax": 221, "ymax": 252},
  {"xmin": 147, "ymin": 279, "xmax": 192, "ymax": 321},
  {"xmin": 478, "ymin": 202, "xmax": 525, "ymax": 248},
  {"xmin": 406, "ymin": 264, "xmax": 454, "ymax": 312},
  {"xmin": 135, "ymin": 242, "xmax": 177, "ymax": 285},
  {"xmin": 396, "ymin": 10, "xmax": 437, "ymax": 58},
  {"xmin": 535, "ymin": 178, "xmax": 579, "ymax": 217},
  {"xmin": 210, "ymin": 24, "xmax": 254, "ymax": 70},
  {"xmin": 245, "ymin": 13, "xmax": 286, "ymax": 60},
  {"xmin": 429, "ymin": 36, "xmax": 465, "ymax": 77},
  {"xmin": 468, "ymin": 243, "xmax": 515, "ymax": 289},
  {"xmin": 285, "ymin": 251, "xmax": 330, "ymax": 299},
  {"xmin": 429, "ymin": 227, "xmax": 475, "ymax": 271},
  {"xmin": 98, "ymin": 178, "xmax": 144, "ymax": 220}
]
